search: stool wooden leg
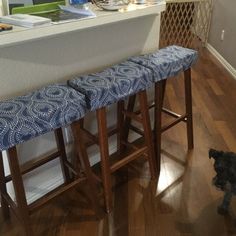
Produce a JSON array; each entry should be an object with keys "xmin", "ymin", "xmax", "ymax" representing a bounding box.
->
[
  {"xmin": 122, "ymin": 95, "xmax": 136, "ymax": 145},
  {"xmin": 161, "ymin": 80, "xmax": 167, "ymax": 105},
  {"xmin": 138, "ymin": 90, "xmax": 158, "ymax": 179},
  {"xmin": 71, "ymin": 120, "xmax": 102, "ymax": 217},
  {"xmin": 154, "ymin": 81, "xmax": 165, "ymax": 174},
  {"xmin": 71, "ymin": 118, "xmax": 84, "ymax": 177},
  {"xmin": 184, "ymin": 69, "xmax": 194, "ymax": 149},
  {"xmin": 0, "ymin": 152, "xmax": 10, "ymax": 219},
  {"xmin": 54, "ymin": 128, "xmax": 71, "ymax": 183},
  {"xmin": 7, "ymin": 147, "xmax": 33, "ymax": 236},
  {"xmin": 96, "ymin": 108, "xmax": 113, "ymax": 213},
  {"xmin": 117, "ymin": 100, "xmax": 125, "ymax": 154}
]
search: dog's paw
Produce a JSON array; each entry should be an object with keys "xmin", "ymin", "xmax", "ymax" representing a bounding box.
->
[{"xmin": 217, "ymin": 205, "xmax": 229, "ymax": 215}]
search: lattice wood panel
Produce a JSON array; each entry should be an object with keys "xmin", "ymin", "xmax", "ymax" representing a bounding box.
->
[{"xmin": 159, "ymin": 0, "xmax": 213, "ymax": 49}]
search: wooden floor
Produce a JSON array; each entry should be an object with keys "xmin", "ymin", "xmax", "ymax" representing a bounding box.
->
[{"xmin": 1, "ymin": 48, "xmax": 236, "ymax": 236}]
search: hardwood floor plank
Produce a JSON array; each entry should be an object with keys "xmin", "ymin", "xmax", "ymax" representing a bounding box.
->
[
  {"xmin": 207, "ymin": 79, "xmax": 224, "ymax": 96},
  {"xmin": 215, "ymin": 121, "xmax": 236, "ymax": 152}
]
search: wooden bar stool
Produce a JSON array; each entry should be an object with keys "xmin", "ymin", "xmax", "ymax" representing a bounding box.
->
[
  {"xmin": 68, "ymin": 61, "xmax": 158, "ymax": 213},
  {"xmin": 0, "ymin": 84, "xmax": 100, "ymax": 236},
  {"xmin": 128, "ymin": 45, "xmax": 198, "ymax": 172}
]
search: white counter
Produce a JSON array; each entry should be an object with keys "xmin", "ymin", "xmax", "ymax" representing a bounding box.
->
[{"xmin": 0, "ymin": 3, "xmax": 166, "ymax": 48}]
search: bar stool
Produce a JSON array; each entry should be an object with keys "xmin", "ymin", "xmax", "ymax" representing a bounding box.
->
[
  {"xmin": 128, "ymin": 45, "xmax": 198, "ymax": 172},
  {"xmin": 68, "ymin": 61, "xmax": 158, "ymax": 213},
  {"xmin": 0, "ymin": 84, "xmax": 100, "ymax": 236}
]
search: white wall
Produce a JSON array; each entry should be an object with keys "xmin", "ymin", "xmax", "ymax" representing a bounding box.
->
[{"xmin": 208, "ymin": 0, "xmax": 236, "ymax": 69}]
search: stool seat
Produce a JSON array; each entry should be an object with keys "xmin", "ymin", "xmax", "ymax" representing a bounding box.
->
[
  {"xmin": 0, "ymin": 84, "xmax": 101, "ymax": 236},
  {"xmin": 67, "ymin": 61, "xmax": 153, "ymax": 111},
  {"xmin": 125, "ymin": 45, "xmax": 198, "ymax": 174},
  {"xmin": 68, "ymin": 61, "xmax": 157, "ymax": 213},
  {"xmin": 129, "ymin": 45, "xmax": 198, "ymax": 82},
  {"xmin": 0, "ymin": 84, "xmax": 86, "ymax": 151}
]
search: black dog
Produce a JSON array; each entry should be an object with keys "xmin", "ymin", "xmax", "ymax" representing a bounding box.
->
[{"xmin": 209, "ymin": 148, "xmax": 236, "ymax": 215}]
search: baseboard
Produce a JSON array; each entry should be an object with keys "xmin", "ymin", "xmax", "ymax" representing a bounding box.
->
[
  {"xmin": 26, "ymin": 175, "xmax": 63, "ymax": 204},
  {"xmin": 206, "ymin": 43, "xmax": 236, "ymax": 80}
]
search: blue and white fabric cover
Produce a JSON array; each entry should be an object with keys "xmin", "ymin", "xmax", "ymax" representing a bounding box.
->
[
  {"xmin": 68, "ymin": 61, "xmax": 153, "ymax": 111},
  {"xmin": 0, "ymin": 84, "xmax": 86, "ymax": 151},
  {"xmin": 129, "ymin": 45, "xmax": 198, "ymax": 82}
]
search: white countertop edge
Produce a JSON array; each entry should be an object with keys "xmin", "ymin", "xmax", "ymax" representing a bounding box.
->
[{"xmin": 0, "ymin": 2, "xmax": 166, "ymax": 48}]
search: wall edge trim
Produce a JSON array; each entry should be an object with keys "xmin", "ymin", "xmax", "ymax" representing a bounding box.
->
[{"xmin": 206, "ymin": 43, "xmax": 236, "ymax": 80}]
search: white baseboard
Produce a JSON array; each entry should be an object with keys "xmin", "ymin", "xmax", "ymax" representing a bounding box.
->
[
  {"xmin": 206, "ymin": 43, "xmax": 236, "ymax": 80},
  {"xmin": 26, "ymin": 175, "xmax": 63, "ymax": 204}
]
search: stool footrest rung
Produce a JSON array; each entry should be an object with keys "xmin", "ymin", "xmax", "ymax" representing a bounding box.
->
[
  {"xmin": 134, "ymin": 103, "xmax": 182, "ymax": 119},
  {"xmin": 110, "ymin": 146, "xmax": 147, "ymax": 173},
  {"xmin": 134, "ymin": 102, "xmax": 155, "ymax": 115},
  {"xmin": 121, "ymin": 141, "xmax": 148, "ymax": 157},
  {"xmin": 121, "ymin": 140, "xmax": 138, "ymax": 150},
  {"xmin": 161, "ymin": 115, "xmax": 187, "ymax": 133},
  {"xmin": 149, "ymin": 103, "xmax": 155, "ymax": 110},
  {"xmin": 108, "ymin": 127, "xmax": 118, "ymax": 137},
  {"xmin": 5, "ymin": 150, "xmax": 61, "ymax": 183},
  {"xmin": 81, "ymin": 128, "xmax": 99, "ymax": 145},
  {"xmin": 82, "ymin": 126, "xmax": 118, "ymax": 147},
  {"xmin": 129, "ymin": 124, "xmax": 144, "ymax": 136},
  {"xmin": 64, "ymin": 160, "xmax": 77, "ymax": 176},
  {"xmin": 162, "ymin": 108, "xmax": 182, "ymax": 118},
  {"xmin": 29, "ymin": 177, "xmax": 86, "ymax": 213},
  {"xmin": 122, "ymin": 110, "xmax": 143, "ymax": 123}
]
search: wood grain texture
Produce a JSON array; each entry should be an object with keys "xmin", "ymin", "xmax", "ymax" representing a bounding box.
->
[{"xmin": 1, "ymin": 48, "xmax": 236, "ymax": 235}]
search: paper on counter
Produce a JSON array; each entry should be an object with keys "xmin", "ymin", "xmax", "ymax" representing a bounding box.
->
[{"xmin": 59, "ymin": 5, "xmax": 96, "ymax": 17}]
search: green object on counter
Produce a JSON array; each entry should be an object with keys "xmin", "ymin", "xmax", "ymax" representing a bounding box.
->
[{"xmin": 12, "ymin": 1, "xmax": 65, "ymax": 14}]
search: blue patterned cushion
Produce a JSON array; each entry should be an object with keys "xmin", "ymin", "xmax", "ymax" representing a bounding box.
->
[
  {"xmin": 68, "ymin": 61, "xmax": 153, "ymax": 111},
  {"xmin": 0, "ymin": 84, "xmax": 86, "ymax": 151},
  {"xmin": 129, "ymin": 45, "xmax": 198, "ymax": 82}
]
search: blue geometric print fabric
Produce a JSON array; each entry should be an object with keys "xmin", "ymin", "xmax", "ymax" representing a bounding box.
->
[
  {"xmin": 68, "ymin": 61, "xmax": 153, "ymax": 111},
  {"xmin": 0, "ymin": 84, "xmax": 86, "ymax": 151},
  {"xmin": 129, "ymin": 45, "xmax": 198, "ymax": 82}
]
